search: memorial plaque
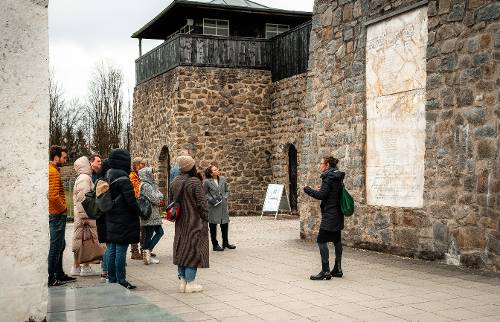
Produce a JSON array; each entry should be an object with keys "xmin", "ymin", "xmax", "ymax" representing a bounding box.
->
[{"xmin": 365, "ymin": 7, "xmax": 427, "ymax": 208}]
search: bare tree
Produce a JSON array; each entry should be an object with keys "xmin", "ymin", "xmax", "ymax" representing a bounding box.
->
[
  {"xmin": 63, "ymin": 99, "xmax": 86, "ymax": 161},
  {"xmin": 87, "ymin": 62, "xmax": 124, "ymax": 156},
  {"xmin": 49, "ymin": 72, "xmax": 65, "ymax": 147}
]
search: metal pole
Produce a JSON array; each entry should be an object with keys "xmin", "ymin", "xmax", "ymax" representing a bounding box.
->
[{"xmin": 138, "ymin": 38, "xmax": 142, "ymax": 57}]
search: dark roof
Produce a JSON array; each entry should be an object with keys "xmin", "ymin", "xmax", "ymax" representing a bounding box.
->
[
  {"xmin": 208, "ymin": 0, "xmax": 269, "ymax": 9},
  {"xmin": 132, "ymin": 0, "xmax": 312, "ymax": 39}
]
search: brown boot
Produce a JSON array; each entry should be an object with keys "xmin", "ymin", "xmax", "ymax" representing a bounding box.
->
[{"xmin": 131, "ymin": 244, "xmax": 142, "ymax": 260}]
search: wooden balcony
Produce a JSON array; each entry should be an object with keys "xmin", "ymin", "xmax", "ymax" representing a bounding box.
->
[{"xmin": 135, "ymin": 22, "xmax": 311, "ymax": 85}]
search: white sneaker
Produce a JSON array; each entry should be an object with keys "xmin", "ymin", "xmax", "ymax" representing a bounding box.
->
[
  {"xmin": 150, "ymin": 256, "xmax": 160, "ymax": 264},
  {"xmin": 80, "ymin": 266, "xmax": 99, "ymax": 276},
  {"xmin": 70, "ymin": 266, "xmax": 81, "ymax": 276},
  {"xmin": 178, "ymin": 278, "xmax": 186, "ymax": 293},
  {"xmin": 184, "ymin": 282, "xmax": 203, "ymax": 293}
]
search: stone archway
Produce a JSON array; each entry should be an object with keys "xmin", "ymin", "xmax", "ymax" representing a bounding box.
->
[
  {"xmin": 288, "ymin": 144, "xmax": 298, "ymax": 214},
  {"xmin": 158, "ymin": 146, "xmax": 171, "ymax": 200}
]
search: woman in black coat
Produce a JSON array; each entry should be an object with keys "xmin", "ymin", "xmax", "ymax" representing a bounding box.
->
[
  {"xmin": 303, "ymin": 156, "xmax": 345, "ymax": 280},
  {"xmin": 105, "ymin": 148, "xmax": 142, "ymax": 289}
]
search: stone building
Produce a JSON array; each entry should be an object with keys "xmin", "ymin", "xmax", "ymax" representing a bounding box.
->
[
  {"xmin": 131, "ymin": 0, "xmax": 499, "ymax": 271},
  {"xmin": 131, "ymin": 0, "xmax": 311, "ymax": 215},
  {"xmin": 300, "ymin": 0, "xmax": 499, "ymax": 271}
]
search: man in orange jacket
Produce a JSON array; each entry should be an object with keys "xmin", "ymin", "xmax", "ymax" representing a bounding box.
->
[
  {"xmin": 48, "ymin": 145, "xmax": 76, "ymax": 286},
  {"xmin": 130, "ymin": 157, "xmax": 146, "ymax": 260}
]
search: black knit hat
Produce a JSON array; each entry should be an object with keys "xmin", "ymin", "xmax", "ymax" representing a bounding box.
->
[{"xmin": 109, "ymin": 148, "xmax": 131, "ymax": 173}]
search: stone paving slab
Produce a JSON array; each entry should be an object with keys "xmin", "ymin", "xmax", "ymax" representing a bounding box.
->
[
  {"xmin": 58, "ymin": 217, "xmax": 500, "ymax": 321},
  {"xmin": 48, "ymin": 284, "xmax": 181, "ymax": 321}
]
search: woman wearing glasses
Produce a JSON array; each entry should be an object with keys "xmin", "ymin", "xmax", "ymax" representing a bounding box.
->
[
  {"xmin": 203, "ymin": 164, "xmax": 236, "ymax": 251},
  {"xmin": 303, "ymin": 156, "xmax": 345, "ymax": 280}
]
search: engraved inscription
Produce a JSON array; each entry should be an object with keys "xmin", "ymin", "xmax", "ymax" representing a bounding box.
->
[{"xmin": 366, "ymin": 7, "xmax": 427, "ymax": 208}]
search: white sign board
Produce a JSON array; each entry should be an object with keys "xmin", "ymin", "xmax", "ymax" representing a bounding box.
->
[
  {"xmin": 261, "ymin": 184, "xmax": 290, "ymax": 219},
  {"xmin": 365, "ymin": 7, "xmax": 427, "ymax": 208}
]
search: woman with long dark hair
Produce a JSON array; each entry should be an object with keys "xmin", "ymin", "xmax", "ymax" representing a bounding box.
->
[
  {"xmin": 170, "ymin": 156, "xmax": 209, "ymax": 293},
  {"xmin": 303, "ymin": 156, "xmax": 345, "ymax": 280},
  {"xmin": 203, "ymin": 164, "xmax": 235, "ymax": 251}
]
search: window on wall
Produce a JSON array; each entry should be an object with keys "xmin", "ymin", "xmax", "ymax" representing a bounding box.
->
[
  {"xmin": 265, "ymin": 23, "xmax": 289, "ymax": 38},
  {"xmin": 203, "ymin": 19, "xmax": 229, "ymax": 37}
]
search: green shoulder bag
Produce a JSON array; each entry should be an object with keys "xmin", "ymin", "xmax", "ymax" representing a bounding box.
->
[{"xmin": 340, "ymin": 185, "xmax": 354, "ymax": 217}]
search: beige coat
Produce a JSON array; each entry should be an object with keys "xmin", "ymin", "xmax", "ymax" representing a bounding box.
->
[
  {"xmin": 171, "ymin": 174, "xmax": 209, "ymax": 268},
  {"xmin": 72, "ymin": 156, "xmax": 98, "ymax": 261}
]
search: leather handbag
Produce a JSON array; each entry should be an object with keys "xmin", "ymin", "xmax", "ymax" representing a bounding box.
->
[
  {"xmin": 166, "ymin": 178, "xmax": 188, "ymax": 222},
  {"xmin": 78, "ymin": 223, "xmax": 105, "ymax": 264}
]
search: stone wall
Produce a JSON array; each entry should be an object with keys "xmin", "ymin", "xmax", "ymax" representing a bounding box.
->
[
  {"xmin": 0, "ymin": 0, "xmax": 49, "ymax": 320},
  {"xmin": 301, "ymin": 0, "xmax": 499, "ymax": 270},
  {"xmin": 269, "ymin": 73, "xmax": 308, "ymax": 214},
  {"xmin": 132, "ymin": 66, "xmax": 274, "ymax": 216}
]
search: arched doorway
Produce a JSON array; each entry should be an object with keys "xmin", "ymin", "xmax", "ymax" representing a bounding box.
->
[
  {"xmin": 288, "ymin": 144, "xmax": 298, "ymax": 214},
  {"xmin": 158, "ymin": 146, "xmax": 171, "ymax": 201}
]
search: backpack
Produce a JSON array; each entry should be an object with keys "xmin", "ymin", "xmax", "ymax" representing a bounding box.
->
[
  {"xmin": 82, "ymin": 176, "xmax": 128, "ymax": 219},
  {"xmin": 340, "ymin": 185, "xmax": 354, "ymax": 217},
  {"xmin": 166, "ymin": 178, "xmax": 188, "ymax": 222},
  {"xmin": 137, "ymin": 183, "xmax": 152, "ymax": 220}
]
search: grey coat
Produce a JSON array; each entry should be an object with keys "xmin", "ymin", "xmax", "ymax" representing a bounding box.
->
[
  {"xmin": 203, "ymin": 177, "xmax": 229, "ymax": 224},
  {"xmin": 171, "ymin": 174, "xmax": 209, "ymax": 268},
  {"xmin": 138, "ymin": 167, "xmax": 164, "ymax": 226}
]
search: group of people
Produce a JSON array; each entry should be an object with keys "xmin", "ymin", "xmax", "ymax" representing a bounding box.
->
[
  {"xmin": 47, "ymin": 146, "xmax": 237, "ymax": 292},
  {"xmin": 48, "ymin": 143, "xmax": 346, "ymax": 291}
]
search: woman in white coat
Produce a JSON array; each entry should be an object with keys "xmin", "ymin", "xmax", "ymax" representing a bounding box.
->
[
  {"xmin": 71, "ymin": 156, "xmax": 101, "ymax": 276},
  {"xmin": 203, "ymin": 164, "xmax": 236, "ymax": 251}
]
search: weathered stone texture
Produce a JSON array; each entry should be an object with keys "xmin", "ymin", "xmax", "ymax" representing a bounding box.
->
[
  {"xmin": 302, "ymin": 0, "xmax": 499, "ymax": 271},
  {"xmin": 132, "ymin": 67, "xmax": 274, "ymax": 216},
  {"xmin": 269, "ymin": 74, "xmax": 308, "ymax": 212},
  {"xmin": 0, "ymin": 0, "xmax": 49, "ymax": 320}
]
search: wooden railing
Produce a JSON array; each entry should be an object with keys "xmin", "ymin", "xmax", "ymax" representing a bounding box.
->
[
  {"xmin": 135, "ymin": 23, "xmax": 311, "ymax": 85},
  {"xmin": 271, "ymin": 22, "xmax": 311, "ymax": 81}
]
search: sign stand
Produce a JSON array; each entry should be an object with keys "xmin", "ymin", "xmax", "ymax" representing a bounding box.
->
[{"xmin": 261, "ymin": 184, "xmax": 292, "ymax": 219}]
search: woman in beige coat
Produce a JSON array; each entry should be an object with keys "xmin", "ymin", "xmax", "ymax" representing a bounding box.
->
[{"xmin": 71, "ymin": 156, "xmax": 101, "ymax": 276}]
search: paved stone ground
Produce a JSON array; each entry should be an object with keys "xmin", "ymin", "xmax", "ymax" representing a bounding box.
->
[{"xmin": 60, "ymin": 217, "xmax": 500, "ymax": 321}]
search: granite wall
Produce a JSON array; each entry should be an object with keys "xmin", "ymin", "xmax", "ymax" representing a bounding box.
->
[
  {"xmin": 131, "ymin": 66, "xmax": 274, "ymax": 216},
  {"xmin": 300, "ymin": 0, "xmax": 499, "ymax": 270}
]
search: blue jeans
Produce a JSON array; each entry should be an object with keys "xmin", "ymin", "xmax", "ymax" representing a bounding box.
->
[
  {"xmin": 178, "ymin": 266, "xmax": 197, "ymax": 282},
  {"xmin": 48, "ymin": 214, "xmax": 67, "ymax": 280},
  {"xmin": 107, "ymin": 243, "xmax": 129, "ymax": 285},
  {"xmin": 101, "ymin": 244, "xmax": 109, "ymax": 273},
  {"xmin": 143, "ymin": 225, "xmax": 164, "ymax": 251}
]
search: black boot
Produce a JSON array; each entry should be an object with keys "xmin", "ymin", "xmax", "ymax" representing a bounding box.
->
[
  {"xmin": 331, "ymin": 258, "xmax": 343, "ymax": 277},
  {"xmin": 213, "ymin": 243, "xmax": 224, "ymax": 251},
  {"xmin": 221, "ymin": 223, "xmax": 236, "ymax": 249},
  {"xmin": 310, "ymin": 262, "xmax": 331, "ymax": 280}
]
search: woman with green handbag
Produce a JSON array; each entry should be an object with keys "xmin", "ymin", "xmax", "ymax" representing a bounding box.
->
[{"xmin": 303, "ymin": 156, "xmax": 345, "ymax": 280}]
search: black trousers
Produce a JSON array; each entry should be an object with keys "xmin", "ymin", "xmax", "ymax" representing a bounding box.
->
[
  {"xmin": 209, "ymin": 223, "xmax": 229, "ymax": 246},
  {"xmin": 317, "ymin": 229, "xmax": 342, "ymax": 265}
]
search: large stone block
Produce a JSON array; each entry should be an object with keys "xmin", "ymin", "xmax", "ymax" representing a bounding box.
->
[{"xmin": 453, "ymin": 227, "xmax": 486, "ymax": 251}]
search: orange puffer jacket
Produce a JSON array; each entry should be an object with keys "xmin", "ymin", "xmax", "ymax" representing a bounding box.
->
[
  {"xmin": 129, "ymin": 171, "xmax": 141, "ymax": 198},
  {"xmin": 48, "ymin": 163, "xmax": 67, "ymax": 214}
]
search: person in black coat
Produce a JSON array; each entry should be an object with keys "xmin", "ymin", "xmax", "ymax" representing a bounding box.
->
[
  {"xmin": 303, "ymin": 156, "xmax": 345, "ymax": 280},
  {"xmin": 95, "ymin": 159, "xmax": 110, "ymax": 281},
  {"xmin": 105, "ymin": 148, "xmax": 142, "ymax": 289}
]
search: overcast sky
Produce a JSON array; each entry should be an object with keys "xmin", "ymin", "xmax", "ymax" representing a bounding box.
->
[{"xmin": 48, "ymin": 0, "xmax": 314, "ymax": 103}]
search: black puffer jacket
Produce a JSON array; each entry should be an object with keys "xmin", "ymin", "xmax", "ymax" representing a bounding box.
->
[
  {"xmin": 304, "ymin": 167, "xmax": 345, "ymax": 232},
  {"xmin": 105, "ymin": 149, "xmax": 141, "ymax": 244}
]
